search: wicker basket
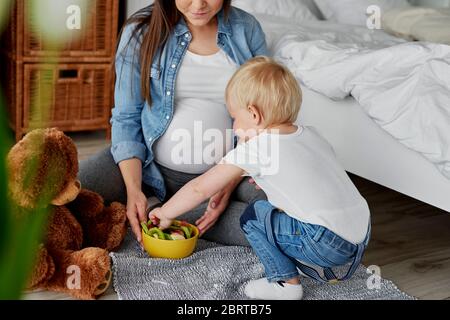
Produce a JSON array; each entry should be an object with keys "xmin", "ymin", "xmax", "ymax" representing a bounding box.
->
[
  {"xmin": 1, "ymin": 0, "xmax": 119, "ymax": 60},
  {"xmin": 1, "ymin": 56, "xmax": 21, "ymax": 130},
  {"xmin": 0, "ymin": 0, "xmax": 119, "ymax": 141},
  {"xmin": 2, "ymin": 60, "xmax": 114, "ymax": 140}
]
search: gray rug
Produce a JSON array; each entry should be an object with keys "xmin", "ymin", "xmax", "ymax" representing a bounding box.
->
[{"xmin": 111, "ymin": 230, "xmax": 415, "ymax": 300}]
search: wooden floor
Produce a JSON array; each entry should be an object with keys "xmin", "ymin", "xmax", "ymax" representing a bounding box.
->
[
  {"xmin": 354, "ymin": 175, "xmax": 450, "ymax": 300},
  {"xmin": 24, "ymin": 130, "xmax": 450, "ymax": 300}
]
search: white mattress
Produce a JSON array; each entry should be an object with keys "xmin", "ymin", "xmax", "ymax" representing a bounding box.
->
[{"xmin": 298, "ymin": 87, "xmax": 450, "ymax": 213}]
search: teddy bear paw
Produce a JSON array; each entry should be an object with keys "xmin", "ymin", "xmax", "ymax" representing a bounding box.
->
[
  {"xmin": 94, "ymin": 269, "xmax": 112, "ymax": 297},
  {"xmin": 28, "ymin": 245, "xmax": 55, "ymax": 289}
]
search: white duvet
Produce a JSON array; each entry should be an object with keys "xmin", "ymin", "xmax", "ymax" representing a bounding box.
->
[{"xmin": 256, "ymin": 14, "xmax": 450, "ymax": 179}]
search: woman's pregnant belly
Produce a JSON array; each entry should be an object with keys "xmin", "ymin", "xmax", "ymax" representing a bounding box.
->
[{"xmin": 154, "ymin": 98, "xmax": 234, "ymax": 174}]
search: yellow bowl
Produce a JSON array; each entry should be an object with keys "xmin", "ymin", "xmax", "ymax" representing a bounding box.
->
[{"xmin": 142, "ymin": 222, "xmax": 199, "ymax": 259}]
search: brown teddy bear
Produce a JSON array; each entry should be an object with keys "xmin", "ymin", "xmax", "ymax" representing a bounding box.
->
[{"xmin": 7, "ymin": 128, "xmax": 127, "ymax": 300}]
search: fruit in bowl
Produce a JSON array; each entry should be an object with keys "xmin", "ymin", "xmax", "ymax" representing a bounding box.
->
[
  {"xmin": 141, "ymin": 220, "xmax": 199, "ymax": 259},
  {"xmin": 141, "ymin": 220, "xmax": 195, "ymax": 240}
]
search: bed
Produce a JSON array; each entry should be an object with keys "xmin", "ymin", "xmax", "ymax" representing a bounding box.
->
[
  {"xmin": 300, "ymin": 86, "xmax": 450, "ymax": 212},
  {"xmin": 234, "ymin": 0, "xmax": 450, "ymax": 213}
]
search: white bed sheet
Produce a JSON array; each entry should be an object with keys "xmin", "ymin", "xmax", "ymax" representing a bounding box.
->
[{"xmin": 299, "ymin": 86, "xmax": 450, "ymax": 212}]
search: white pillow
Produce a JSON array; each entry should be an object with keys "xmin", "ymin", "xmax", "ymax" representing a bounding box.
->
[
  {"xmin": 382, "ymin": 7, "xmax": 450, "ymax": 44},
  {"xmin": 314, "ymin": 0, "xmax": 411, "ymax": 26},
  {"xmin": 233, "ymin": 0, "xmax": 318, "ymax": 21},
  {"xmin": 411, "ymin": 13, "xmax": 450, "ymax": 44}
]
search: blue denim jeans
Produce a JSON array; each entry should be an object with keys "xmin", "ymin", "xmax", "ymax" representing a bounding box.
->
[{"xmin": 240, "ymin": 200, "xmax": 368, "ymax": 283}]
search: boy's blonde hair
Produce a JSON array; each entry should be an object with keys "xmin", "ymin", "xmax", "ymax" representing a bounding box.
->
[{"xmin": 226, "ymin": 56, "xmax": 302, "ymax": 125}]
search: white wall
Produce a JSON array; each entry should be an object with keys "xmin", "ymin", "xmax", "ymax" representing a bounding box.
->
[{"xmin": 127, "ymin": 0, "xmax": 153, "ymax": 18}]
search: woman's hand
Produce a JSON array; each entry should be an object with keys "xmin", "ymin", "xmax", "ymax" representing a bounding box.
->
[
  {"xmin": 126, "ymin": 188, "xmax": 148, "ymax": 244},
  {"xmin": 195, "ymin": 175, "xmax": 243, "ymax": 236},
  {"xmin": 119, "ymin": 158, "xmax": 147, "ymax": 244},
  {"xmin": 196, "ymin": 177, "xmax": 259, "ymax": 235},
  {"xmin": 196, "ymin": 189, "xmax": 231, "ymax": 236},
  {"xmin": 149, "ymin": 207, "xmax": 173, "ymax": 230},
  {"xmin": 249, "ymin": 178, "xmax": 261, "ymax": 190}
]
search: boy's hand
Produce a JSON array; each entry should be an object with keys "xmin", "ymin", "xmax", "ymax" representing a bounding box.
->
[{"xmin": 149, "ymin": 208, "xmax": 172, "ymax": 230}]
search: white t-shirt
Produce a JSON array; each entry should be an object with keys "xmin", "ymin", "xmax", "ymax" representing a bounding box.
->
[
  {"xmin": 154, "ymin": 49, "xmax": 238, "ymax": 174},
  {"xmin": 221, "ymin": 126, "xmax": 370, "ymax": 244}
]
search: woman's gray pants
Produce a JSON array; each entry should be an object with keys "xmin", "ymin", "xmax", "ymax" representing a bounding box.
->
[{"xmin": 78, "ymin": 147, "xmax": 267, "ymax": 246}]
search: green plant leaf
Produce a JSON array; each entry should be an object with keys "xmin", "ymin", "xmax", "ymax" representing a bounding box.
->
[
  {"xmin": 0, "ymin": 89, "xmax": 50, "ymax": 299},
  {"xmin": 0, "ymin": 0, "xmax": 12, "ymax": 34},
  {"xmin": 0, "ymin": 0, "xmax": 97, "ymax": 300}
]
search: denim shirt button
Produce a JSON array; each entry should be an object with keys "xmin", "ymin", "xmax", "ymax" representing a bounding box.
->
[
  {"xmin": 181, "ymin": 42, "xmax": 186, "ymax": 46},
  {"xmin": 165, "ymin": 115, "xmax": 170, "ymax": 120},
  {"xmin": 171, "ymin": 64, "xmax": 176, "ymax": 69},
  {"xmin": 166, "ymin": 91, "xmax": 171, "ymax": 96},
  {"xmin": 185, "ymin": 33, "xmax": 190, "ymax": 38}
]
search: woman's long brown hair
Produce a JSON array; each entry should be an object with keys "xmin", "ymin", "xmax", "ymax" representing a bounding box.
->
[{"xmin": 120, "ymin": 0, "xmax": 232, "ymax": 107}]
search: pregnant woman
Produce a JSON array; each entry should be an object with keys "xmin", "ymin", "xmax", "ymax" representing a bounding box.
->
[{"xmin": 79, "ymin": 0, "xmax": 268, "ymax": 246}]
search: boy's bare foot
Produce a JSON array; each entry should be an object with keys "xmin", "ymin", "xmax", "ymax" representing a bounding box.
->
[{"xmin": 285, "ymin": 276, "xmax": 301, "ymax": 285}]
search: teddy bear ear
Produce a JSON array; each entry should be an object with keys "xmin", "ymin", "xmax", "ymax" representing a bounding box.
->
[{"xmin": 51, "ymin": 180, "xmax": 81, "ymax": 206}]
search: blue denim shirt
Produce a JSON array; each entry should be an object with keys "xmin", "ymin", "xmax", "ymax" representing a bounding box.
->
[{"xmin": 111, "ymin": 7, "xmax": 268, "ymax": 201}]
